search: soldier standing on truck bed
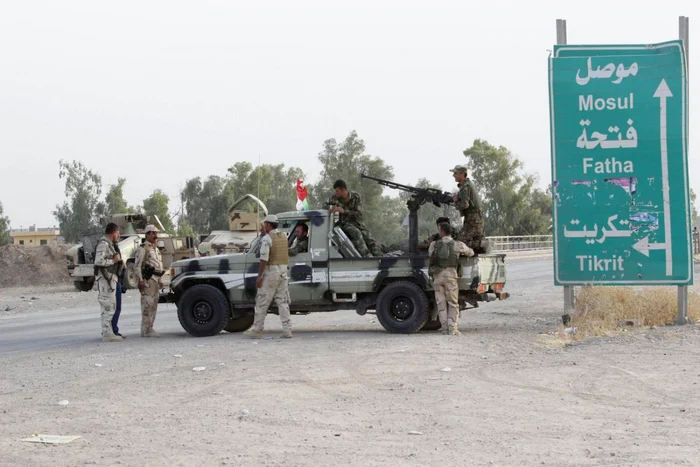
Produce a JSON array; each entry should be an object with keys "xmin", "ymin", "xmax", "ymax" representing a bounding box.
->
[
  {"xmin": 450, "ymin": 165, "xmax": 485, "ymax": 252},
  {"xmin": 428, "ymin": 222, "xmax": 474, "ymax": 336},
  {"xmin": 328, "ymin": 179, "xmax": 383, "ymax": 257},
  {"xmin": 134, "ymin": 224, "xmax": 164, "ymax": 338},
  {"xmin": 94, "ymin": 223, "xmax": 124, "ymax": 342},
  {"xmin": 244, "ymin": 214, "xmax": 293, "ymax": 339}
]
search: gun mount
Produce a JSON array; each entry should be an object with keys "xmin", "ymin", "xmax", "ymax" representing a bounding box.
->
[{"xmin": 361, "ymin": 173, "xmax": 454, "ymax": 254}]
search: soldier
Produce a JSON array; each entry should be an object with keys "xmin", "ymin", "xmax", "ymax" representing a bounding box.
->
[
  {"xmin": 450, "ymin": 165, "xmax": 485, "ymax": 252},
  {"xmin": 134, "ymin": 224, "xmax": 164, "ymax": 338},
  {"xmin": 418, "ymin": 216, "xmax": 451, "ymax": 251},
  {"xmin": 328, "ymin": 179, "xmax": 383, "ymax": 257},
  {"xmin": 94, "ymin": 223, "xmax": 124, "ymax": 342},
  {"xmin": 288, "ymin": 223, "xmax": 309, "ymax": 256},
  {"xmin": 428, "ymin": 223, "xmax": 474, "ymax": 335},
  {"xmin": 243, "ymin": 214, "xmax": 293, "ymax": 339}
]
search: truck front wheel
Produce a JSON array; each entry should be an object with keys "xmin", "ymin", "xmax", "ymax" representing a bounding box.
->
[
  {"xmin": 177, "ymin": 284, "xmax": 230, "ymax": 337},
  {"xmin": 123, "ymin": 262, "xmax": 138, "ymax": 290},
  {"xmin": 376, "ymin": 281, "xmax": 429, "ymax": 334}
]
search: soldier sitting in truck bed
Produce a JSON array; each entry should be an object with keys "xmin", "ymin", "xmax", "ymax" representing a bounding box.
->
[{"xmin": 327, "ymin": 179, "xmax": 383, "ymax": 257}]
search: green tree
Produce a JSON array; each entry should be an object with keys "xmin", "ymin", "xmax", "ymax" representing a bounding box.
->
[
  {"xmin": 0, "ymin": 202, "xmax": 11, "ymax": 246},
  {"xmin": 463, "ymin": 139, "xmax": 551, "ymax": 236},
  {"xmin": 100, "ymin": 178, "xmax": 129, "ymax": 215},
  {"xmin": 311, "ymin": 130, "xmax": 400, "ymax": 244},
  {"xmin": 691, "ymin": 188, "xmax": 698, "ymax": 222},
  {"xmin": 143, "ymin": 189, "xmax": 174, "ymax": 233},
  {"xmin": 180, "ymin": 176, "xmax": 229, "ymax": 234},
  {"xmin": 53, "ymin": 160, "xmax": 103, "ymax": 243}
]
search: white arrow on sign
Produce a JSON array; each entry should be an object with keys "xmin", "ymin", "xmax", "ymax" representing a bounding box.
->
[
  {"xmin": 632, "ymin": 235, "xmax": 667, "ymax": 257},
  {"xmin": 651, "ymin": 79, "xmax": 673, "ymax": 275}
]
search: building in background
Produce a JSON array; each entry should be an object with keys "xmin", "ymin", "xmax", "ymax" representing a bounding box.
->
[{"xmin": 10, "ymin": 225, "xmax": 62, "ymax": 246}]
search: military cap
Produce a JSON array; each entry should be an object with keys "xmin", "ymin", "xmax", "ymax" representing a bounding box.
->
[
  {"xmin": 449, "ymin": 165, "xmax": 468, "ymax": 173},
  {"xmin": 144, "ymin": 224, "xmax": 159, "ymax": 233},
  {"xmin": 263, "ymin": 214, "xmax": 278, "ymax": 224}
]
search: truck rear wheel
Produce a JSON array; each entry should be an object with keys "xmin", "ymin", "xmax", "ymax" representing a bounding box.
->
[
  {"xmin": 375, "ymin": 281, "xmax": 429, "ymax": 334},
  {"xmin": 224, "ymin": 315, "xmax": 254, "ymax": 333},
  {"xmin": 177, "ymin": 284, "xmax": 230, "ymax": 337}
]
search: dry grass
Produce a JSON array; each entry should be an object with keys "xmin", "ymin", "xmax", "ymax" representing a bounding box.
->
[{"xmin": 567, "ymin": 286, "xmax": 700, "ymax": 340}]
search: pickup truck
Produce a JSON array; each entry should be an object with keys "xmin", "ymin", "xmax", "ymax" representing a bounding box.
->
[{"xmin": 168, "ymin": 209, "xmax": 509, "ymax": 337}]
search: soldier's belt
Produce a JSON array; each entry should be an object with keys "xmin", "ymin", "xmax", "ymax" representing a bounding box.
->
[{"xmin": 152, "ymin": 271, "xmax": 165, "ymax": 277}]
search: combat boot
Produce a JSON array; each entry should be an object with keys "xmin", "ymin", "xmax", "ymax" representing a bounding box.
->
[
  {"xmin": 281, "ymin": 329, "xmax": 292, "ymax": 338},
  {"xmin": 243, "ymin": 329, "xmax": 263, "ymax": 339},
  {"xmin": 448, "ymin": 326, "xmax": 461, "ymax": 336},
  {"xmin": 102, "ymin": 333, "xmax": 123, "ymax": 343},
  {"xmin": 143, "ymin": 329, "xmax": 161, "ymax": 338}
]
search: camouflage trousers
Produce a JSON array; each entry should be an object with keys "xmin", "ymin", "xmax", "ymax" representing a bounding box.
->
[
  {"xmin": 97, "ymin": 277, "xmax": 117, "ymax": 337},
  {"xmin": 432, "ymin": 268, "xmax": 460, "ymax": 331},
  {"xmin": 341, "ymin": 223, "xmax": 383, "ymax": 257},
  {"xmin": 457, "ymin": 211, "xmax": 485, "ymax": 251},
  {"xmin": 140, "ymin": 278, "xmax": 159, "ymax": 336},
  {"xmin": 252, "ymin": 265, "xmax": 291, "ymax": 332}
]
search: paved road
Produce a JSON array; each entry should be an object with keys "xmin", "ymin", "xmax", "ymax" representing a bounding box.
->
[
  {"xmin": 0, "ymin": 259, "xmax": 554, "ymax": 355},
  {"xmin": 6, "ymin": 258, "xmax": 695, "ymax": 356}
]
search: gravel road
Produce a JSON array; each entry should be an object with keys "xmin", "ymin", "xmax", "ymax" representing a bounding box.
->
[{"xmin": 1, "ymin": 259, "xmax": 699, "ymax": 467}]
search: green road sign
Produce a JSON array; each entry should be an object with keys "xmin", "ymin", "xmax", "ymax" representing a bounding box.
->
[{"xmin": 549, "ymin": 40, "xmax": 693, "ymax": 285}]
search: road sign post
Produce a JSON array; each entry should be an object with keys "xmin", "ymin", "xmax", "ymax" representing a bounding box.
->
[{"xmin": 549, "ymin": 20, "xmax": 693, "ymax": 322}]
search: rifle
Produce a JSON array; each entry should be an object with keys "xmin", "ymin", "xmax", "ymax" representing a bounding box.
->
[
  {"xmin": 360, "ymin": 174, "xmax": 454, "ymax": 208},
  {"xmin": 361, "ymin": 174, "xmax": 455, "ymax": 254}
]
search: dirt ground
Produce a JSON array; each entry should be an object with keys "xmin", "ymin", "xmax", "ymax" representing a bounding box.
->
[
  {"xmin": 1, "ymin": 260, "xmax": 700, "ymax": 466},
  {"xmin": 0, "ymin": 244, "xmax": 73, "ymax": 289}
]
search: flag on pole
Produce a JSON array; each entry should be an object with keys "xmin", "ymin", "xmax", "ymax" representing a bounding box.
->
[{"xmin": 296, "ymin": 179, "xmax": 309, "ymax": 211}]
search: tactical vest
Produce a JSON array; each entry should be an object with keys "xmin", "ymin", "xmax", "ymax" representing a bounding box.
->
[
  {"xmin": 429, "ymin": 239, "xmax": 462, "ymax": 277},
  {"xmin": 268, "ymin": 231, "xmax": 289, "ymax": 265},
  {"xmin": 94, "ymin": 238, "xmax": 119, "ymax": 276},
  {"xmin": 461, "ymin": 179, "xmax": 482, "ymax": 214}
]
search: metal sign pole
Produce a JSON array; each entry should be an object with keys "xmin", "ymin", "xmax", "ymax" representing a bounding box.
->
[
  {"xmin": 556, "ymin": 18, "xmax": 576, "ymax": 313},
  {"xmin": 676, "ymin": 16, "xmax": 691, "ymax": 325}
]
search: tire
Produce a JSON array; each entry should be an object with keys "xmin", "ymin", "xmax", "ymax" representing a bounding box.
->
[
  {"xmin": 122, "ymin": 262, "xmax": 139, "ymax": 290},
  {"xmin": 375, "ymin": 281, "xmax": 429, "ymax": 334},
  {"xmin": 74, "ymin": 279, "xmax": 93, "ymax": 292},
  {"xmin": 177, "ymin": 284, "xmax": 230, "ymax": 337},
  {"xmin": 224, "ymin": 314, "xmax": 254, "ymax": 333}
]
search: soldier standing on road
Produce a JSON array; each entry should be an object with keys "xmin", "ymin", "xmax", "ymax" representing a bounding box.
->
[
  {"xmin": 328, "ymin": 179, "xmax": 383, "ymax": 257},
  {"xmin": 450, "ymin": 165, "xmax": 485, "ymax": 252},
  {"xmin": 288, "ymin": 223, "xmax": 309, "ymax": 256},
  {"xmin": 429, "ymin": 223, "xmax": 474, "ymax": 336},
  {"xmin": 94, "ymin": 223, "xmax": 124, "ymax": 342},
  {"xmin": 244, "ymin": 215, "xmax": 293, "ymax": 339},
  {"xmin": 134, "ymin": 225, "xmax": 164, "ymax": 338}
]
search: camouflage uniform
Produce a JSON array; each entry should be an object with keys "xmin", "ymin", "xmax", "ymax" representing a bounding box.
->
[
  {"xmin": 288, "ymin": 237, "xmax": 308, "ymax": 256},
  {"xmin": 246, "ymin": 229, "xmax": 292, "ymax": 338},
  {"xmin": 134, "ymin": 241, "xmax": 164, "ymax": 337},
  {"xmin": 454, "ymin": 178, "xmax": 484, "ymax": 251},
  {"xmin": 94, "ymin": 236, "xmax": 122, "ymax": 342},
  {"xmin": 330, "ymin": 191, "xmax": 383, "ymax": 257},
  {"xmin": 428, "ymin": 236, "xmax": 474, "ymax": 335}
]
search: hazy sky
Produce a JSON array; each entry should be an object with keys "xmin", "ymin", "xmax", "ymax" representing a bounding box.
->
[{"xmin": 1, "ymin": 0, "xmax": 697, "ymax": 229}]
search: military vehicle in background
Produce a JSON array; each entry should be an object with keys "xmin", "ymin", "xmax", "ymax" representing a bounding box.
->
[
  {"xmin": 197, "ymin": 194, "xmax": 268, "ymax": 257},
  {"xmin": 65, "ymin": 214, "xmax": 197, "ymax": 293}
]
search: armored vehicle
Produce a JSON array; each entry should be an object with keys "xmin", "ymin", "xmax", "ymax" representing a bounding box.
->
[
  {"xmin": 197, "ymin": 195, "xmax": 268, "ymax": 257},
  {"xmin": 66, "ymin": 214, "xmax": 197, "ymax": 292}
]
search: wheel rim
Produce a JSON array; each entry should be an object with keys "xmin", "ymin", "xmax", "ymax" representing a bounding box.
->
[
  {"xmin": 192, "ymin": 300, "xmax": 214, "ymax": 324},
  {"xmin": 389, "ymin": 296, "xmax": 414, "ymax": 321},
  {"xmin": 127, "ymin": 267, "xmax": 137, "ymax": 288}
]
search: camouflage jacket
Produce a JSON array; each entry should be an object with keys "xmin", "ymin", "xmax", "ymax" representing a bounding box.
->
[
  {"xmin": 454, "ymin": 179, "xmax": 482, "ymax": 215},
  {"xmin": 330, "ymin": 191, "xmax": 364, "ymax": 226},
  {"xmin": 288, "ymin": 237, "xmax": 308, "ymax": 256},
  {"xmin": 134, "ymin": 241, "xmax": 164, "ymax": 282},
  {"xmin": 95, "ymin": 236, "xmax": 119, "ymax": 284}
]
